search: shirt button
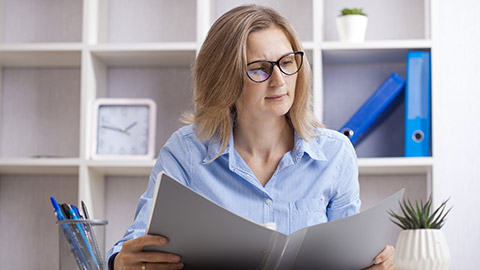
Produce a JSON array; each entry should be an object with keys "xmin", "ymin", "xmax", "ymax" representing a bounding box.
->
[{"xmin": 265, "ymin": 199, "xmax": 272, "ymax": 205}]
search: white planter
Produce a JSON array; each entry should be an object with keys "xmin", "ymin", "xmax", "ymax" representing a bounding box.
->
[
  {"xmin": 336, "ymin": 15, "xmax": 368, "ymax": 42},
  {"xmin": 395, "ymin": 229, "xmax": 451, "ymax": 270}
]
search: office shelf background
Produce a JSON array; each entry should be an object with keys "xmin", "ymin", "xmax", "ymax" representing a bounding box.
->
[{"xmin": 0, "ymin": 0, "xmax": 435, "ymax": 269}]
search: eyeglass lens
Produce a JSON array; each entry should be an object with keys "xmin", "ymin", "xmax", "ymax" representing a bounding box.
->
[{"xmin": 246, "ymin": 52, "xmax": 303, "ymax": 83}]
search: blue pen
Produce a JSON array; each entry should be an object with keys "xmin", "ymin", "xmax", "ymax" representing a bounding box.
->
[
  {"xmin": 68, "ymin": 204, "xmax": 100, "ymax": 268},
  {"xmin": 50, "ymin": 197, "xmax": 91, "ymax": 270},
  {"xmin": 71, "ymin": 205, "xmax": 83, "ymax": 219},
  {"xmin": 54, "ymin": 212, "xmax": 85, "ymax": 268},
  {"xmin": 80, "ymin": 201, "xmax": 104, "ymax": 268}
]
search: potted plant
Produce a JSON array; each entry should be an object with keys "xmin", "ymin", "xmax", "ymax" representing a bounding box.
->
[
  {"xmin": 336, "ymin": 8, "xmax": 368, "ymax": 42},
  {"xmin": 389, "ymin": 196, "xmax": 452, "ymax": 270}
]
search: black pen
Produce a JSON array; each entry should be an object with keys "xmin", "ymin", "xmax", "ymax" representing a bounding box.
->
[
  {"xmin": 81, "ymin": 201, "xmax": 90, "ymax": 220},
  {"xmin": 61, "ymin": 203, "xmax": 72, "ymax": 219}
]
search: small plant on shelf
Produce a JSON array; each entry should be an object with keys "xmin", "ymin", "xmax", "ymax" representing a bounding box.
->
[
  {"xmin": 389, "ymin": 196, "xmax": 452, "ymax": 270},
  {"xmin": 389, "ymin": 196, "xmax": 451, "ymax": 229},
  {"xmin": 336, "ymin": 7, "xmax": 368, "ymax": 42},
  {"xmin": 340, "ymin": 8, "xmax": 367, "ymax": 16}
]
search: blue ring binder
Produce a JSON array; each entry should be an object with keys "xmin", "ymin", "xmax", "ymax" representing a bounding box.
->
[{"xmin": 339, "ymin": 73, "xmax": 406, "ymax": 147}]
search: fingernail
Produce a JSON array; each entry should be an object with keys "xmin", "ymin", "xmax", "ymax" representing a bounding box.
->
[
  {"xmin": 159, "ymin": 237, "xmax": 168, "ymax": 244},
  {"xmin": 176, "ymin": 262, "xmax": 184, "ymax": 269},
  {"xmin": 170, "ymin": 255, "xmax": 181, "ymax": 262},
  {"xmin": 374, "ymin": 257, "xmax": 382, "ymax": 264}
]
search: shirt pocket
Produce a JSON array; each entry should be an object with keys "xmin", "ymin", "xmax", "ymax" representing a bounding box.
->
[{"xmin": 289, "ymin": 197, "xmax": 328, "ymax": 234}]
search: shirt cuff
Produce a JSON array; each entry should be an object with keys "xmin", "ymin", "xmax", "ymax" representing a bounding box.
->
[{"xmin": 108, "ymin": 252, "xmax": 119, "ymax": 270}]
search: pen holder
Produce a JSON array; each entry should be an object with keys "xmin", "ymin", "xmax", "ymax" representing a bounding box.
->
[{"xmin": 57, "ymin": 219, "xmax": 108, "ymax": 270}]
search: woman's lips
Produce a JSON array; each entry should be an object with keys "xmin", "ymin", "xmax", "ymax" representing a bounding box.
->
[{"xmin": 265, "ymin": 94, "xmax": 287, "ymax": 101}]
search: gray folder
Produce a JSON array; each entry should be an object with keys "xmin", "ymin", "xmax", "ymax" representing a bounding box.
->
[{"xmin": 144, "ymin": 172, "xmax": 404, "ymax": 270}]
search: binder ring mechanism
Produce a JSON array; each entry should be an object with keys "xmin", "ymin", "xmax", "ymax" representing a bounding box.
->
[
  {"xmin": 341, "ymin": 128, "xmax": 354, "ymax": 139},
  {"xmin": 412, "ymin": 130, "xmax": 425, "ymax": 142}
]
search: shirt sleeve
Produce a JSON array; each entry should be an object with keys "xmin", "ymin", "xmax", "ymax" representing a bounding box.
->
[
  {"xmin": 105, "ymin": 129, "xmax": 192, "ymax": 269},
  {"xmin": 326, "ymin": 138, "xmax": 361, "ymax": 221}
]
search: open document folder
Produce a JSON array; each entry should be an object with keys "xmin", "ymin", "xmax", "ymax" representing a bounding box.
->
[{"xmin": 144, "ymin": 172, "xmax": 404, "ymax": 270}]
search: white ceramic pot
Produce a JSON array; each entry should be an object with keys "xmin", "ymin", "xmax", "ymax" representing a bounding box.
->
[
  {"xmin": 336, "ymin": 15, "xmax": 368, "ymax": 42},
  {"xmin": 394, "ymin": 229, "xmax": 451, "ymax": 270}
]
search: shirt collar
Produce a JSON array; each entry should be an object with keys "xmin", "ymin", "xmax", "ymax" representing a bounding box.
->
[
  {"xmin": 292, "ymin": 130, "xmax": 328, "ymax": 162},
  {"xmin": 203, "ymin": 128, "xmax": 328, "ymax": 164},
  {"xmin": 202, "ymin": 132, "xmax": 233, "ymax": 164}
]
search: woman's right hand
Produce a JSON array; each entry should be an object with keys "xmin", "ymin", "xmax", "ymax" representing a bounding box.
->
[{"xmin": 114, "ymin": 234, "xmax": 184, "ymax": 270}]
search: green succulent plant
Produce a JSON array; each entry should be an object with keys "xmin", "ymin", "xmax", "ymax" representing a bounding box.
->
[
  {"xmin": 340, "ymin": 8, "xmax": 367, "ymax": 16},
  {"xmin": 389, "ymin": 196, "xmax": 452, "ymax": 230}
]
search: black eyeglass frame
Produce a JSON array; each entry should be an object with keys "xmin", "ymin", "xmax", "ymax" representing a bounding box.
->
[{"xmin": 246, "ymin": 51, "xmax": 305, "ymax": 83}]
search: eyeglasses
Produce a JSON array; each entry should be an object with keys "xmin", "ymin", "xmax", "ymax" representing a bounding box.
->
[{"xmin": 246, "ymin": 51, "xmax": 304, "ymax": 83}]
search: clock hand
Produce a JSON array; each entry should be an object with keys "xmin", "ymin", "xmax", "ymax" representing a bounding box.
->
[
  {"xmin": 123, "ymin": 121, "xmax": 138, "ymax": 132},
  {"xmin": 101, "ymin": 125, "xmax": 124, "ymax": 133}
]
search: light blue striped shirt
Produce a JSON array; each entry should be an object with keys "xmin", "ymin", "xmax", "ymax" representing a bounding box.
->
[{"xmin": 107, "ymin": 124, "xmax": 360, "ymax": 265}]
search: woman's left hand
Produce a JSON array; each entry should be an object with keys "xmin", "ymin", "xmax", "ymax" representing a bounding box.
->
[{"xmin": 364, "ymin": 245, "xmax": 396, "ymax": 270}]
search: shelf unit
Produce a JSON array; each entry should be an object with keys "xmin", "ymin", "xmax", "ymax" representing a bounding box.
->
[{"xmin": 0, "ymin": 0, "xmax": 435, "ymax": 269}]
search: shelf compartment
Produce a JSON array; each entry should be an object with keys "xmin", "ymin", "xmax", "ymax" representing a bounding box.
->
[
  {"xmin": 321, "ymin": 48, "xmax": 432, "ymax": 158},
  {"xmin": 2, "ymin": 0, "xmax": 83, "ymax": 43},
  {"xmin": 358, "ymin": 157, "xmax": 433, "ymax": 175},
  {"xmin": 0, "ymin": 45, "xmax": 82, "ymax": 67},
  {"xmin": 85, "ymin": 52, "xmax": 194, "ymax": 159},
  {"xmin": 323, "ymin": 0, "xmax": 429, "ymax": 41},
  {"xmin": 212, "ymin": 0, "xmax": 314, "ymax": 41},
  {"xmin": 0, "ymin": 174, "xmax": 78, "ymax": 269},
  {"xmin": 101, "ymin": 0, "xmax": 197, "ymax": 43},
  {"xmin": 87, "ymin": 160, "xmax": 155, "ymax": 176},
  {"xmin": 0, "ymin": 158, "xmax": 80, "ymax": 175},
  {"xmin": 0, "ymin": 67, "xmax": 81, "ymax": 158}
]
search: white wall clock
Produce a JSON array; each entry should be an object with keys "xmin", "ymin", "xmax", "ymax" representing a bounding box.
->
[{"xmin": 91, "ymin": 98, "xmax": 157, "ymax": 160}]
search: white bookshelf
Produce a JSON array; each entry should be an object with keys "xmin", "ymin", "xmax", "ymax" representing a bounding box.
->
[
  {"xmin": 358, "ymin": 157, "xmax": 433, "ymax": 175},
  {"xmin": 86, "ymin": 159, "xmax": 156, "ymax": 176},
  {"xmin": 0, "ymin": 0, "xmax": 435, "ymax": 269},
  {"xmin": 0, "ymin": 158, "xmax": 80, "ymax": 174}
]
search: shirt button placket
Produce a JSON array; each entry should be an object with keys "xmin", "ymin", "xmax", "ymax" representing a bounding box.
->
[{"xmin": 263, "ymin": 198, "xmax": 273, "ymax": 224}]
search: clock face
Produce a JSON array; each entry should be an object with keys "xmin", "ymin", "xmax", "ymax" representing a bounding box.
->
[{"xmin": 96, "ymin": 104, "xmax": 151, "ymax": 155}]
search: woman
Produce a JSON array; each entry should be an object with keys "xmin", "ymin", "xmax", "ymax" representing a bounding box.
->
[{"xmin": 108, "ymin": 5, "xmax": 395, "ymax": 270}]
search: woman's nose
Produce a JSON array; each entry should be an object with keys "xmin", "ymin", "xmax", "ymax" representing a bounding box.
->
[{"xmin": 269, "ymin": 65, "xmax": 286, "ymax": 87}]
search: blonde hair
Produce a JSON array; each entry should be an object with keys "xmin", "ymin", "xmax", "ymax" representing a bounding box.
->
[{"xmin": 184, "ymin": 5, "xmax": 322, "ymax": 160}]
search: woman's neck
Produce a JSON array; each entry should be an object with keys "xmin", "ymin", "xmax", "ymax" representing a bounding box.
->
[{"xmin": 233, "ymin": 115, "xmax": 294, "ymax": 160}]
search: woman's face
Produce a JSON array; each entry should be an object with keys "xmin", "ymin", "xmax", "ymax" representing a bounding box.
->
[{"xmin": 235, "ymin": 26, "xmax": 297, "ymax": 123}]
